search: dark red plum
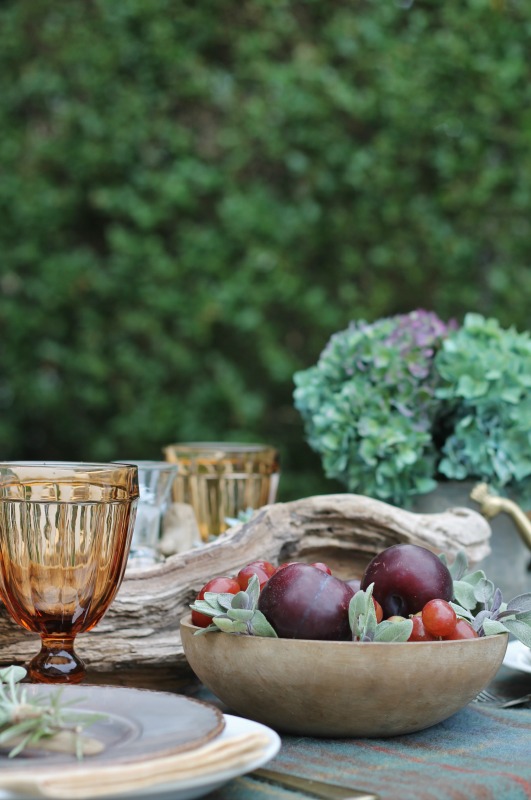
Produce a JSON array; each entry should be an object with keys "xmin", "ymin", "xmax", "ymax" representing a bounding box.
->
[
  {"xmin": 360, "ymin": 544, "xmax": 453, "ymax": 618},
  {"xmin": 258, "ymin": 563, "xmax": 354, "ymax": 640}
]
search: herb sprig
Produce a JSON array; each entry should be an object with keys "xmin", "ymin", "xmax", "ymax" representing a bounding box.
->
[
  {"xmin": 441, "ymin": 551, "xmax": 531, "ymax": 646},
  {"xmin": 191, "ymin": 574, "xmax": 277, "ymax": 637},
  {"xmin": 0, "ymin": 666, "xmax": 104, "ymax": 759}
]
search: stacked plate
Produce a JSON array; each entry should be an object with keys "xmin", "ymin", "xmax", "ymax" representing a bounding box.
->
[
  {"xmin": 0, "ymin": 685, "xmax": 280, "ymax": 800},
  {"xmin": 504, "ymin": 640, "xmax": 531, "ymax": 674}
]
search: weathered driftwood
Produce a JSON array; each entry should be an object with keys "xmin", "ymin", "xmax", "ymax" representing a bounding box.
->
[{"xmin": 0, "ymin": 494, "xmax": 491, "ymax": 684}]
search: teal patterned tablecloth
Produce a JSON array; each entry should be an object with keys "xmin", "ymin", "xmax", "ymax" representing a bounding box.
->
[{"xmin": 199, "ymin": 668, "xmax": 531, "ymax": 800}]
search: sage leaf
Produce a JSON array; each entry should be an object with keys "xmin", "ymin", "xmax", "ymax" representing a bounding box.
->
[
  {"xmin": 348, "ymin": 584, "xmax": 375, "ymax": 640},
  {"xmin": 506, "ymin": 593, "xmax": 531, "ymax": 614},
  {"xmin": 189, "ymin": 600, "xmax": 220, "ymax": 618},
  {"xmin": 490, "ymin": 588, "xmax": 503, "ymax": 616},
  {"xmin": 227, "ymin": 608, "xmax": 255, "ymax": 623},
  {"xmin": 501, "ymin": 618, "xmax": 531, "ymax": 648},
  {"xmin": 461, "ymin": 569, "xmax": 488, "ymax": 587},
  {"xmin": 193, "ymin": 624, "xmax": 219, "ymax": 636},
  {"xmin": 450, "ymin": 602, "xmax": 474, "ymax": 620},
  {"xmin": 212, "ymin": 592, "xmax": 237, "ymax": 611},
  {"xmin": 374, "ymin": 619, "xmax": 413, "ymax": 642},
  {"xmin": 246, "ymin": 574, "xmax": 261, "ymax": 608},
  {"xmin": 231, "ymin": 591, "xmax": 251, "ymax": 610},
  {"xmin": 453, "ymin": 581, "xmax": 478, "ymax": 610},
  {"xmin": 212, "ymin": 617, "xmax": 247, "ymax": 634},
  {"xmin": 482, "ymin": 618, "xmax": 509, "ymax": 636},
  {"xmin": 473, "ymin": 578, "xmax": 495, "ymax": 605},
  {"xmin": 445, "ymin": 550, "xmax": 468, "ymax": 581},
  {"xmin": 249, "ymin": 610, "xmax": 278, "ymax": 638},
  {"xmin": 0, "ymin": 667, "xmax": 25, "ymax": 684}
]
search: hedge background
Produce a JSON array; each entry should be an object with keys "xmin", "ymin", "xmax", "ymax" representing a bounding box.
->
[{"xmin": 1, "ymin": 0, "xmax": 530, "ymax": 499}]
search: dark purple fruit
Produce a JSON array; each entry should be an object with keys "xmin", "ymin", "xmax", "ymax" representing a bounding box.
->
[
  {"xmin": 258, "ymin": 563, "xmax": 354, "ymax": 640},
  {"xmin": 360, "ymin": 544, "xmax": 453, "ymax": 619}
]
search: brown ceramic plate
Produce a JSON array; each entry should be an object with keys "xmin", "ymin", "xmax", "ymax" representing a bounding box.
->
[{"xmin": 0, "ymin": 684, "xmax": 224, "ymax": 769}]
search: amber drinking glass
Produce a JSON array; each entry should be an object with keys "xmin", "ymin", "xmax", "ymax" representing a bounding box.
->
[
  {"xmin": 0, "ymin": 462, "xmax": 139, "ymax": 684},
  {"xmin": 163, "ymin": 443, "xmax": 280, "ymax": 542}
]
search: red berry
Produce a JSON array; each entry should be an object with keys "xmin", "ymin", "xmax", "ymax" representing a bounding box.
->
[
  {"xmin": 237, "ymin": 563, "xmax": 270, "ymax": 591},
  {"xmin": 310, "ymin": 562, "xmax": 332, "ymax": 575},
  {"xmin": 408, "ymin": 615, "xmax": 436, "ymax": 642},
  {"xmin": 191, "ymin": 576, "xmax": 240, "ymax": 628},
  {"xmin": 444, "ymin": 619, "xmax": 479, "ymax": 640},
  {"xmin": 245, "ymin": 560, "xmax": 276, "ymax": 578},
  {"xmin": 422, "ymin": 599, "xmax": 457, "ymax": 638},
  {"xmin": 373, "ymin": 598, "xmax": 383, "ymax": 623}
]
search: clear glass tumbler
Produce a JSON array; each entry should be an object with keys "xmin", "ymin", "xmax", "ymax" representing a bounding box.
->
[
  {"xmin": 163, "ymin": 443, "xmax": 280, "ymax": 541},
  {"xmin": 0, "ymin": 462, "xmax": 139, "ymax": 683},
  {"xmin": 115, "ymin": 460, "xmax": 178, "ymax": 567}
]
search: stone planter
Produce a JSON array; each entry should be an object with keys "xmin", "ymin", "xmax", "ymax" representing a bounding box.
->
[{"xmin": 412, "ymin": 481, "xmax": 531, "ymax": 601}]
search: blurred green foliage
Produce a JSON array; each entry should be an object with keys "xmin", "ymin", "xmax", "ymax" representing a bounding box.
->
[{"xmin": 0, "ymin": 0, "xmax": 530, "ymax": 500}]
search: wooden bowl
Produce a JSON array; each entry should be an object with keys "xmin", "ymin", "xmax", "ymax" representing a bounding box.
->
[{"xmin": 181, "ymin": 616, "xmax": 508, "ymax": 737}]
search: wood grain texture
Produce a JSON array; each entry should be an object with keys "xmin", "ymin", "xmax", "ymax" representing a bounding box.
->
[
  {"xmin": 0, "ymin": 494, "xmax": 491, "ymax": 677},
  {"xmin": 180, "ymin": 617, "xmax": 507, "ymax": 736}
]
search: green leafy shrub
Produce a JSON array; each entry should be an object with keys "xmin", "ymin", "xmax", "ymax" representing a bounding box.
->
[
  {"xmin": 295, "ymin": 312, "xmax": 531, "ymax": 505},
  {"xmin": 294, "ymin": 311, "xmax": 452, "ymax": 505},
  {"xmin": 436, "ymin": 314, "xmax": 531, "ymax": 500},
  {"xmin": 0, "ymin": 1, "xmax": 531, "ymax": 500}
]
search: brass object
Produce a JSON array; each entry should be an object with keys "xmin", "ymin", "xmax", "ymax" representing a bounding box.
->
[
  {"xmin": 470, "ymin": 483, "xmax": 531, "ymax": 551},
  {"xmin": 252, "ymin": 768, "xmax": 379, "ymax": 800}
]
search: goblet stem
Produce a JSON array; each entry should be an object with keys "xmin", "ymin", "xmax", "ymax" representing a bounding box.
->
[{"xmin": 28, "ymin": 635, "xmax": 86, "ymax": 684}]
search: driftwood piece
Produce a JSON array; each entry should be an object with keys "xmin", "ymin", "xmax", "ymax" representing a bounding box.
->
[{"xmin": 0, "ymin": 494, "xmax": 491, "ymax": 683}]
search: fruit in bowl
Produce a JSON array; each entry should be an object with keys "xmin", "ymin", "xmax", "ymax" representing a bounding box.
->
[{"xmin": 180, "ymin": 545, "xmax": 530, "ymax": 736}]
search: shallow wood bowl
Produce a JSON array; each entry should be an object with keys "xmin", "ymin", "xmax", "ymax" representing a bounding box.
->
[{"xmin": 181, "ymin": 616, "xmax": 508, "ymax": 737}]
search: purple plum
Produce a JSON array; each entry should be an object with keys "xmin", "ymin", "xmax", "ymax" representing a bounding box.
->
[
  {"xmin": 258, "ymin": 563, "xmax": 354, "ymax": 640},
  {"xmin": 360, "ymin": 544, "xmax": 453, "ymax": 618}
]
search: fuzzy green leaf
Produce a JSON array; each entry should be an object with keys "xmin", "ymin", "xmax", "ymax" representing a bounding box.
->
[
  {"xmin": 482, "ymin": 618, "xmax": 509, "ymax": 636},
  {"xmin": 227, "ymin": 607, "xmax": 255, "ymax": 623},
  {"xmin": 189, "ymin": 600, "xmax": 221, "ymax": 618},
  {"xmin": 453, "ymin": 580, "xmax": 478, "ymax": 610},
  {"xmin": 0, "ymin": 667, "xmax": 26, "ymax": 685},
  {"xmin": 461, "ymin": 570, "xmax": 488, "ymax": 587},
  {"xmin": 245, "ymin": 574, "xmax": 261, "ymax": 608},
  {"xmin": 445, "ymin": 550, "xmax": 468, "ymax": 581},
  {"xmin": 450, "ymin": 601, "xmax": 474, "ymax": 620},
  {"xmin": 211, "ymin": 592, "xmax": 237, "ymax": 611},
  {"xmin": 212, "ymin": 617, "xmax": 247, "ymax": 634},
  {"xmin": 501, "ymin": 618, "xmax": 531, "ymax": 648},
  {"xmin": 473, "ymin": 578, "xmax": 495, "ymax": 605},
  {"xmin": 374, "ymin": 619, "xmax": 413, "ymax": 642},
  {"xmin": 230, "ymin": 591, "xmax": 251, "ymax": 610},
  {"xmin": 193, "ymin": 623, "xmax": 219, "ymax": 636},
  {"xmin": 349, "ymin": 584, "xmax": 375, "ymax": 640},
  {"xmin": 249, "ymin": 610, "xmax": 278, "ymax": 638},
  {"xmin": 507, "ymin": 593, "xmax": 531, "ymax": 614}
]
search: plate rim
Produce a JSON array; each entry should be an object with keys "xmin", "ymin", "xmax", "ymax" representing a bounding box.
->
[
  {"xmin": 120, "ymin": 714, "xmax": 282, "ymax": 799},
  {"xmin": 0, "ymin": 684, "xmax": 225, "ymax": 771},
  {"xmin": 0, "ymin": 714, "xmax": 281, "ymax": 800},
  {"xmin": 503, "ymin": 639, "xmax": 531, "ymax": 674}
]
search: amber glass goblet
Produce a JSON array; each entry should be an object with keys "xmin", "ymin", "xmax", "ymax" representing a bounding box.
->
[{"xmin": 0, "ymin": 462, "xmax": 139, "ymax": 684}]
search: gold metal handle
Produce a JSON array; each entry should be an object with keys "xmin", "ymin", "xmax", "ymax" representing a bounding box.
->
[{"xmin": 470, "ymin": 483, "xmax": 531, "ymax": 551}]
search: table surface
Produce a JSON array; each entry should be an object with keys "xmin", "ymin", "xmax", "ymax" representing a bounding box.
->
[{"xmin": 186, "ymin": 663, "xmax": 531, "ymax": 800}]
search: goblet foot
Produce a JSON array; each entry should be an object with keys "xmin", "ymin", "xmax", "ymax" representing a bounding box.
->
[{"xmin": 28, "ymin": 636, "xmax": 86, "ymax": 684}]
